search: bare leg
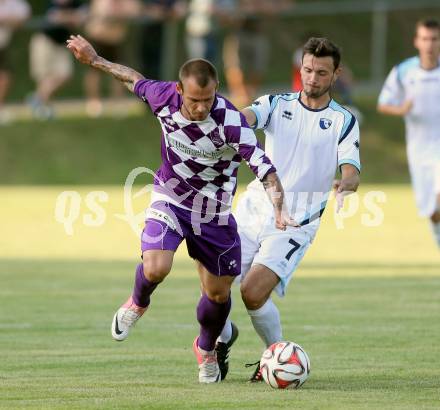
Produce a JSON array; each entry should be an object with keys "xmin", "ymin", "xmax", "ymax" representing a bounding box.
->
[
  {"xmin": 36, "ymin": 75, "xmax": 70, "ymax": 103},
  {"xmin": 0, "ymin": 70, "xmax": 10, "ymax": 107},
  {"xmin": 84, "ymin": 68, "xmax": 100, "ymax": 101},
  {"xmin": 244, "ymin": 73, "xmax": 262, "ymax": 106},
  {"xmin": 429, "ymin": 194, "xmax": 440, "ymax": 248},
  {"xmin": 110, "ymin": 77, "xmax": 125, "ymax": 99},
  {"xmin": 0, "ymin": 71, "xmax": 11, "ymax": 123},
  {"xmin": 430, "ymin": 193, "xmax": 440, "ymax": 223},
  {"xmin": 223, "ymin": 35, "xmax": 248, "ymax": 108},
  {"xmin": 84, "ymin": 69, "xmax": 103, "ymax": 117}
]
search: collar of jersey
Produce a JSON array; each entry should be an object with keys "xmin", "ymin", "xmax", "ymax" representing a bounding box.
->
[
  {"xmin": 298, "ymin": 92, "xmax": 332, "ymax": 112},
  {"xmin": 175, "ymin": 109, "xmax": 210, "ymax": 124}
]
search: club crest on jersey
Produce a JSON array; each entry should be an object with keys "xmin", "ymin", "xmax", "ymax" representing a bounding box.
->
[
  {"xmin": 319, "ymin": 118, "xmax": 332, "ymax": 129},
  {"xmin": 209, "ymin": 128, "xmax": 224, "ymax": 148}
]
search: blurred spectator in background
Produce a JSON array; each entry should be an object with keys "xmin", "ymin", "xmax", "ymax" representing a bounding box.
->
[
  {"xmin": 138, "ymin": 0, "xmax": 185, "ymax": 79},
  {"xmin": 223, "ymin": 0, "xmax": 292, "ymax": 108},
  {"xmin": 0, "ymin": 0, "xmax": 30, "ymax": 124},
  {"xmin": 185, "ymin": 0, "xmax": 216, "ymax": 61},
  {"xmin": 83, "ymin": 0, "xmax": 140, "ymax": 117},
  {"xmin": 28, "ymin": 0, "xmax": 86, "ymax": 119},
  {"xmin": 185, "ymin": 0, "xmax": 234, "ymax": 63}
]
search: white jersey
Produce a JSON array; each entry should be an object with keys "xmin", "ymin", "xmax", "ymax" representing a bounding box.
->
[
  {"xmin": 245, "ymin": 92, "xmax": 361, "ymax": 236},
  {"xmin": 234, "ymin": 92, "xmax": 360, "ymax": 296},
  {"xmin": 378, "ymin": 56, "xmax": 440, "ymax": 162}
]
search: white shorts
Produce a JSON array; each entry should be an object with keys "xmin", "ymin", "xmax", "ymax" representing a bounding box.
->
[
  {"xmin": 408, "ymin": 157, "xmax": 440, "ymax": 217},
  {"xmin": 235, "ymin": 190, "xmax": 314, "ymax": 297},
  {"xmin": 30, "ymin": 33, "xmax": 73, "ymax": 82}
]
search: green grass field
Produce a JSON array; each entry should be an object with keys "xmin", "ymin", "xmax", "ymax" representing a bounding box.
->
[{"xmin": 0, "ymin": 185, "xmax": 439, "ymax": 409}]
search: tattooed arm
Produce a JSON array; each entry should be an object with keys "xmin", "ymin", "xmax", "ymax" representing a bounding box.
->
[
  {"xmin": 66, "ymin": 35, "xmax": 144, "ymax": 92},
  {"xmin": 262, "ymin": 172, "xmax": 298, "ymax": 230}
]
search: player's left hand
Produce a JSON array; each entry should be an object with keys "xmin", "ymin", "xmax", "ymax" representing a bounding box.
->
[{"xmin": 333, "ymin": 179, "xmax": 354, "ymax": 213}]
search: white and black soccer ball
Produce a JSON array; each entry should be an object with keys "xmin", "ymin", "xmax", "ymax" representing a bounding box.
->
[{"xmin": 260, "ymin": 341, "xmax": 310, "ymax": 389}]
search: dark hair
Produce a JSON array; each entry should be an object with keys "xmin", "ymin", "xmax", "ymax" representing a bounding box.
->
[
  {"xmin": 302, "ymin": 37, "xmax": 341, "ymax": 70},
  {"xmin": 415, "ymin": 18, "xmax": 440, "ymax": 34},
  {"xmin": 178, "ymin": 59, "xmax": 218, "ymax": 88}
]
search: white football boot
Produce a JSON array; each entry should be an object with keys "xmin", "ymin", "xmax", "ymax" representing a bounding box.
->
[{"xmin": 111, "ymin": 296, "xmax": 147, "ymax": 341}]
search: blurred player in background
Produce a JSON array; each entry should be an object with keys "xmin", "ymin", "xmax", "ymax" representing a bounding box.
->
[
  {"xmin": 66, "ymin": 34, "xmax": 295, "ymax": 384},
  {"xmin": 0, "ymin": 0, "xmax": 30, "ymax": 124},
  {"xmin": 222, "ymin": 0, "xmax": 293, "ymax": 108},
  {"xmin": 222, "ymin": 0, "xmax": 270, "ymax": 108},
  {"xmin": 218, "ymin": 37, "xmax": 361, "ymax": 381},
  {"xmin": 185, "ymin": 0, "xmax": 235, "ymax": 63},
  {"xmin": 378, "ymin": 19, "xmax": 440, "ymax": 249}
]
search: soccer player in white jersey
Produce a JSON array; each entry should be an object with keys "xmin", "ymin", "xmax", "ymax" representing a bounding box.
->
[
  {"xmin": 378, "ymin": 19, "xmax": 440, "ymax": 248},
  {"xmin": 66, "ymin": 35, "xmax": 295, "ymax": 384},
  {"xmin": 216, "ymin": 37, "xmax": 361, "ymax": 381}
]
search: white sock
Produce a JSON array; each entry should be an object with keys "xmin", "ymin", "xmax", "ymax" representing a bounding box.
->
[
  {"xmin": 217, "ymin": 317, "xmax": 232, "ymax": 343},
  {"xmin": 247, "ymin": 298, "xmax": 283, "ymax": 347},
  {"xmin": 430, "ymin": 221, "xmax": 440, "ymax": 248}
]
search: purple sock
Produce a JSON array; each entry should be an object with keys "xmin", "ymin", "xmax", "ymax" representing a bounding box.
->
[
  {"xmin": 132, "ymin": 264, "xmax": 159, "ymax": 308},
  {"xmin": 197, "ymin": 293, "xmax": 231, "ymax": 351}
]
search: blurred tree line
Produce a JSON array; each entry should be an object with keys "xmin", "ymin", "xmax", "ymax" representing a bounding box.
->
[{"xmin": 4, "ymin": 1, "xmax": 440, "ymax": 102}]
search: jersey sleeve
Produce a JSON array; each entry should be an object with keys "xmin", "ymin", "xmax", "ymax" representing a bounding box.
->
[
  {"xmin": 337, "ymin": 113, "xmax": 361, "ymax": 173},
  {"xmin": 247, "ymin": 94, "xmax": 274, "ymax": 130},
  {"xmin": 224, "ymin": 109, "xmax": 276, "ymax": 180},
  {"xmin": 378, "ymin": 66, "xmax": 404, "ymax": 106},
  {"xmin": 134, "ymin": 79, "xmax": 176, "ymax": 115}
]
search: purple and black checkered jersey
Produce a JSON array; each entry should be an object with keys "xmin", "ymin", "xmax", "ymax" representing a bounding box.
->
[{"xmin": 134, "ymin": 79, "xmax": 276, "ymax": 214}]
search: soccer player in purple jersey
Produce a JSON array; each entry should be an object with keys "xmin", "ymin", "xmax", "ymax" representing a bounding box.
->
[{"xmin": 67, "ymin": 35, "xmax": 296, "ymax": 383}]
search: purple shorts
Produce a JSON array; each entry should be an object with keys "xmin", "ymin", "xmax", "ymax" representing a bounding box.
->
[{"xmin": 141, "ymin": 202, "xmax": 241, "ymax": 277}]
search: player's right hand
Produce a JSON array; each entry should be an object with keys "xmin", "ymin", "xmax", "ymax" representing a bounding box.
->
[
  {"xmin": 274, "ymin": 207, "xmax": 299, "ymax": 231},
  {"xmin": 66, "ymin": 35, "xmax": 98, "ymax": 66}
]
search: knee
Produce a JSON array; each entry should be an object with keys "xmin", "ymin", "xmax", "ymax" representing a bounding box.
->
[
  {"xmin": 240, "ymin": 282, "xmax": 264, "ymax": 310},
  {"xmin": 431, "ymin": 211, "xmax": 440, "ymax": 224},
  {"xmin": 142, "ymin": 258, "xmax": 171, "ymax": 283},
  {"xmin": 205, "ymin": 289, "xmax": 230, "ymax": 304}
]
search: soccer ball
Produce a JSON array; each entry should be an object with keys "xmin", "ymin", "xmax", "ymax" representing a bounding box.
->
[{"xmin": 260, "ymin": 341, "xmax": 310, "ymax": 389}]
